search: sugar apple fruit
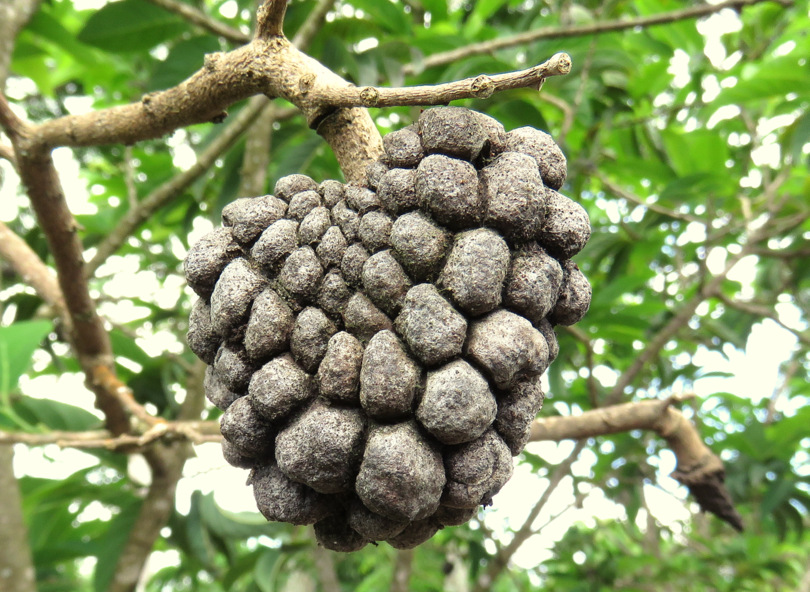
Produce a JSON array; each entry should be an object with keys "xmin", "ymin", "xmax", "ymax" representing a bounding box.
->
[{"xmin": 185, "ymin": 106, "xmax": 591, "ymax": 551}]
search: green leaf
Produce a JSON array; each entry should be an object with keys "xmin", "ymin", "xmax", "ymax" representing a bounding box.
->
[
  {"xmin": 26, "ymin": 8, "xmax": 98, "ymax": 63},
  {"xmin": 347, "ymin": 0, "xmax": 411, "ymax": 35},
  {"xmin": 186, "ymin": 491, "xmax": 218, "ymax": 568},
  {"xmin": 254, "ymin": 548, "xmax": 283, "ymax": 592},
  {"xmin": 0, "ymin": 320, "xmax": 52, "ymax": 397},
  {"xmin": 715, "ymin": 57, "xmax": 810, "ymax": 105},
  {"xmin": 77, "ymin": 0, "xmax": 190, "ymax": 53},
  {"xmin": 13, "ymin": 396, "xmax": 103, "ymax": 432},
  {"xmin": 660, "ymin": 130, "xmax": 730, "ymax": 176},
  {"xmin": 198, "ymin": 492, "xmax": 284, "ymax": 539},
  {"xmin": 148, "ymin": 36, "xmax": 221, "ymax": 92},
  {"xmin": 93, "ymin": 499, "xmax": 144, "ymax": 592},
  {"xmin": 761, "ymin": 477, "xmax": 794, "ymax": 516}
]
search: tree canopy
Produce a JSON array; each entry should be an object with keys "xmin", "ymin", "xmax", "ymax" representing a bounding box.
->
[{"xmin": 0, "ymin": 0, "xmax": 808, "ymax": 591}]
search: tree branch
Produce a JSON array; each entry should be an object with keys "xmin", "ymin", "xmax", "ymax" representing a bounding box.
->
[
  {"xmin": 237, "ymin": 100, "xmax": 276, "ymax": 199},
  {"xmin": 314, "ymin": 53, "xmax": 571, "ymax": 108},
  {"xmin": 0, "ymin": 421, "xmax": 220, "ymax": 450},
  {"xmin": 312, "ymin": 544, "xmax": 341, "ymax": 592},
  {"xmin": 474, "ymin": 441, "xmax": 586, "ymax": 592},
  {"xmin": 710, "ymin": 291, "xmax": 810, "ymax": 347},
  {"xmin": 145, "ymin": 0, "xmax": 249, "ymax": 44},
  {"xmin": 0, "ymin": 143, "xmax": 16, "ymax": 167},
  {"xmin": 0, "ymin": 0, "xmax": 43, "ymax": 87},
  {"xmin": 18, "ymin": 18, "xmax": 567, "ymax": 182},
  {"xmin": 389, "ymin": 548, "xmax": 415, "ymax": 592},
  {"xmin": 290, "ymin": 0, "xmax": 336, "ymax": 49},
  {"xmin": 595, "ymin": 170, "xmax": 702, "ymax": 224},
  {"xmin": 255, "ymin": 0, "xmax": 288, "ymax": 40},
  {"xmin": 107, "ymin": 362, "xmax": 207, "ymax": 592},
  {"xmin": 604, "ymin": 239, "xmax": 755, "ymax": 406},
  {"xmin": 753, "ymin": 246, "xmax": 810, "ymax": 259},
  {"xmin": 1, "ymin": 95, "xmax": 134, "ymax": 435},
  {"xmin": 234, "ymin": 0, "xmax": 336, "ymax": 198},
  {"xmin": 0, "ymin": 446, "xmax": 37, "ymax": 592},
  {"xmin": 529, "ymin": 395, "xmax": 743, "ymax": 531},
  {"xmin": 0, "ymin": 221, "xmax": 68, "ymax": 319},
  {"xmin": 402, "ymin": 0, "xmax": 788, "ymax": 75}
]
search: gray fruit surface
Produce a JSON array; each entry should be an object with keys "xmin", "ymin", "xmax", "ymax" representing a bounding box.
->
[{"xmin": 185, "ymin": 106, "xmax": 592, "ymax": 551}]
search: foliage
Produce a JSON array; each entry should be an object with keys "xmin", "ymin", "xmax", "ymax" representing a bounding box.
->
[{"xmin": 1, "ymin": 0, "xmax": 808, "ymax": 590}]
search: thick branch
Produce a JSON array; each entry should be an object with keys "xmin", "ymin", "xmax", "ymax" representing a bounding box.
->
[
  {"xmin": 23, "ymin": 36, "xmax": 569, "ymax": 181},
  {"xmin": 1, "ymin": 97, "xmax": 131, "ymax": 435},
  {"xmin": 145, "ymin": 0, "xmax": 249, "ymax": 43},
  {"xmin": 236, "ymin": 1, "xmax": 333, "ymax": 199},
  {"xmin": 0, "ymin": 447, "xmax": 37, "ymax": 592},
  {"xmin": 0, "ymin": 221, "xmax": 68, "ymax": 319},
  {"xmin": 108, "ymin": 445, "xmax": 187, "ymax": 592},
  {"xmin": 0, "ymin": 143, "xmax": 16, "ymax": 167},
  {"xmin": 32, "ymin": 44, "xmax": 262, "ymax": 148},
  {"xmin": 389, "ymin": 549, "xmax": 415, "ymax": 592},
  {"xmin": 0, "ymin": 0, "xmax": 43, "ymax": 88},
  {"xmin": 530, "ymin": 396, "xmax": 743, "ymax": 531},
  {"xmin": 402, "ymin": 0, "xmax": 788, "ymax": 75},
  {"xmin": 107, "ymin": 363, "xmax": 206, "ymax": 592},
  {"xmin": 312, "ymin": 544, "xmax": 341, "ymax": 592},
  {"xmin": 26, "ymin": 37, "xmax": 382, "ymax": 180}
]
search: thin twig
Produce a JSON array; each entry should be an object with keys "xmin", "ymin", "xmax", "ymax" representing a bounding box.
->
[
  {"xmin": 87, "ymin": 98, "xmax": 282, "ymax": 273},
  {"xmin": 315, "ymin": 53, "xmax": 572, "ymax": 109},
  {"xmin": 0, "ymin": 143, "xmax": 16, "ymax": 168},
  {"xmin": 766, "ymin": 356, "xmax": 800, "ymax": 424},
  {"xmin": 711, "ymin": 291, "xmax": 810, "ymax": 347},
  {"xmin": 604, "ymin": 240, "xmax": 755, "ymax": 406},
  {"xmin": 123, "ymin": 145, "xmax": 138, "ymax": 209},
  {"xmin": 595, "ymin": 170, "xmax": 702, "ymax": 224},
  {"xmin": 474, "ymin": 441, "xmax": 586, "ymax": 592},
  {"xmin": 537, "ymin": 93, "xmax": 574, "ymax": 142},
  {"xmin": 564, "ymin": 325, "xmax": 600, "ymax": 407},
  {"xmin": 255, "ymin": 0, "xmax": 288, "ymax": 39},
  {"xmin": 0, "ymin": 418, "xmax": 221, "ymax": 449},
  {"xmin": 145, "ymin": 0, "xmax": 249, "ymax": 43},
  {"xmin": 402, "ymin": 0, "xmax": 787, "ymax": 75},
  {"xmin": 291, "ymin": 0, "xmax": 336, "ymax": 49},
  {"xmin": 752, "ymin": 246, "xmax": 810, "ymax": 259}
]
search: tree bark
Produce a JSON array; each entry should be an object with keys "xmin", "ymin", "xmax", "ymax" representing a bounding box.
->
[{"xmin": 0, "ymin": 446, "xmax": 37, "ymax": 592}]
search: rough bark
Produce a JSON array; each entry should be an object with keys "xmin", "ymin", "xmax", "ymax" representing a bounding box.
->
[
  {"xmin": 0, "ymin": 0, "xmax": 42, "ymax": 86},
  {"xmin": 0, "ymin": 446, "xmax": 37, "ymax": 592},
  {"xmin": 107, "ymin": 361, "xmax": 207, "ymax": 592},
  {"xmin": 530, "ymin": 397, "xmax": 743, "ymax": 531}
]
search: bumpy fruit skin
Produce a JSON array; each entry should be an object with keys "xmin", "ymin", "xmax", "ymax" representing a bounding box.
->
[{"xmin": 185, "ymin": 107, "xmax": 592, "ymax": 551}]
